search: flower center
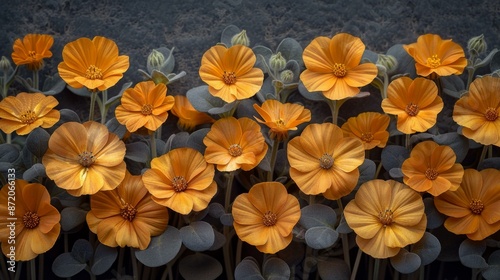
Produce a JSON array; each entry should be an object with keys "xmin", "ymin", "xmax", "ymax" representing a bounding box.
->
[
  {"xmin": 485, "ymin": 107, "xmax": 498, "ymax": 121},
  {"xmin": 78, "ymin": 151, "xmax": 95, "ymax": 167},
  {"xmin": 20, "ymin": 110, "xmax": 37, "ymax": 124},
  {"xmin": 360, "ymin": 132, "xmax": 373, "ymax": 143},
  {"xmin": 85, "ymin": 65, "xmax": 103, "ymax": 80},
  {"xmin": 262, "ymin": 211, "xmax": 277, "ymax": 226},
  {"xmin": 172, "ymin": 176, "xmax": 188, "ymax": 192},
  {"xmin": 319, "ymin": 153, "xmax": 334, "ymax": 169},
  {"xmin": 228, "ymin": 144, "xmax": 243, "ymax": 157},
  {"xmin": 469, "ymin": 199, "xmax": 484, "ymax": 215},
  {"xmin": 275, "ymin": 118, "xmax": 286, "ymax": 129},
  {"xmin": 378, "ymin": 209, "xmax": 393, "ymax": 226},
  {"xmin": 222, "ymin": 71, "xmax": 236, "ymax": 84},
  {"xmin": 427, "ymin": 54, "xmax": 441, "ymax": 68},
  {"xmin": 405, "ymin": 102, "xmax": 419, "ymax": 116},
  {"xmin": 28, "ymin": 50, "xmax": 37, "ymax": 59},
  {"xmin": 120, "ymin": 203, "xmax": 138, "ymax": 221},
  {"xmin": 141, "ymin": 104, "xmax": 153, "ymax": 115},
  {"xmin": 23, "ymin": 211, "xmax": 40, "ymax": 229},
  {"xmin": 425, "ymin": 168, "xmax": 439, "ymax": 180},
  {"xmin": 332, "ymin": 63, "xmax": 347, "ymax": 77}
]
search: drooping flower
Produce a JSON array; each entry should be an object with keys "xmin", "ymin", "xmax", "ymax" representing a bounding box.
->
[
  {"xmin": 434, "ymin": 168, "xmax": 500, "ymax": 241},
  {"xmin": 199, "ymin": 44, "xmax": 264, "ymax": 103},
  {"xmin": 0, "ymin": 92, "xmax": 60, "ymax": 135},
  {"xmin": 0, "ymin": 180, "xmax": 60, "ymax": 261},
  {"xmin": 403, "ymin": 33, "xmax": 467, "ymax": 77},
  {"xmin": 253, "ymin": 99, "xmax": 311, "ymax": 142},
  {"xmin": 42, "ymin": 121, "xmax": 126, "ymax": 196},
  {"xmin": 58, "ymin": 36, "xmax": 129, "ymax": 92},
  {"xmin": 341, "ymin": 112, "xmax": 390, "ymax": 150},
  {"xmin": 86, "ymin": 171, "xmax": 169, "ymax": 250},
  {"xmin": 344, "ymin": 179, "xmax": 427, "ymax": 259},
  {"xmin": 142, "ymin": 147, "xmax": 217, "ymax": 215},
  {"xmin": 300, "ymin": 33, "xmax": 378, "ymax": 100},
  {"xmin": 11, "ymin": 34, "xmax": 53, "ymax": 71},
  {"xmin": 287, "ymin": 123, "xmax": 365, "ymax": 200},
  {"xmin": 381, "ymin": 77, "xmax": 443, "ymax": 134},
  {"xmin": 170, "ymin": 95, "xmax": 215, "ymax": 132},
  {"xmin": 232, "ymin": 181, "xmax": 301, "ymax": 254},
  {"xmin": 203, "ymin": 117, "xmax": 268, "ymax": 172},
  {"xmin": 115, "ymin": 81, "xmax": 175, "ymax": 132},
  {"xmin": 453, "ymin": 76, "xmax": 500, "ymax": 146}
]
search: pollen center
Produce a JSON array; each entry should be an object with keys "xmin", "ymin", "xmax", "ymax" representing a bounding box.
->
[
  {"xmin": 78, "ymin": 151, "xmax": 95, "ymax": 167},
  {"xmin": 427, "ymin": 54, "xmax": 441, "ymax": 68},
  {"xmin": 485, "ymin": 108, "xmax": 498, "ymax": 121},
  {"xmin": 141, "ymin": 104, "xmax": 153, "ymax": 115},
  {"xmin": 425, "ymin": 168, "xmax": 439, "ymax": 180},
  {"xmin": 332, "ymin": 63, "xmax": 347, "ymax": 77},
  {"xmin": 263, "ymin": 211, "xmax": 277, "ymax": 226},
  {"xmin": 223, "ymin": 71, "xmax": 237, "ymax": 84},
  {"xmin": 319, "ymin": 153, "xmax": 334, "ymax": 169},
  {"xmin": 361, "ymin": 132, "xmax": 374, "ymax": 143},
  {"xmin": 120, "ymin": 203, "xmax": 138, "ymax": 221},
  {"xmin": 378, "ymin": 209, "xmax": 393, "ymax": 226},
  {"xmin": 405, "ymin": 103, "xmax": 419, "ymax": 116},
  {"xmin": 23, "ymin": 211, "xmax": 40, "ymax": 229},
  {"xmin": 28, "ymin": 50, "xmax": 37, "ymax": 59},
  {"xmin": 85, "ymin": 65, "xmax": 103, "ymax": 80},
  {"xmin": 172, "ymin": 176, "xmax": 188, "ymax": 192},
  {"xmin": 469, "ymin": 199, "xmax": 484, "ymax": 215},
  {"xmin": 20, "ymin": 110, "xmax": 38, "ymax": 124},
  {"xmin": 275, "ymin": 118, "xmax": 286, "ymax": 129},
  {"xmin": 228, "ymin": 144, "xmax": 243, "ymax": 157}
]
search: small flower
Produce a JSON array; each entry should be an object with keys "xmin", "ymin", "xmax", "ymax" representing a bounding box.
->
[
  {"xmin": 11, "ymin": 34, "xmax": 53, "ymax": 71},
  {"xmin": 344, "ymin": 179, "xmax": 427, "ymax": 259},
  {"xmin": 170, "ymin": 95, "xmax": 215, "ymax": 132},
  {"xmin": 232, "ymin": 182, "xmax": 301, "ymax": 254},
  {"xmin": 381, "ymin": 77, "xmax": 443, "ymax": 134},
  {"xmin": 0, "ymin": 92, "xmax": 60, "ymax": 135},
  {"xmin": 434, "ymin": 169, "xmax": 500, "ymax": 241},
  {"xmin": 0, "ymin": 180, "xmax": 60, "ymax": 261},
  {"xmin": 341, "ymin": 112, "xmax": 390, "ymax": 150},
  {"xmin": 231, "ymin": 30, "xmax": 250, "ymax": 47}
]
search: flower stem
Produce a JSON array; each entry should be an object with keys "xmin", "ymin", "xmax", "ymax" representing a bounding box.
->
[
  {"xmin": 479, "ymin": 144, "xmax": 490, "ymax": 165},
  {"xmin": 131, "ymin": 248, "xmax": 139, "ymax": 280},
  {"xmin": 373, "ymin": 258, "xmax": 381, "ymax": 280},
  {"xmin": 30, "ymin": 258, "xmax": 36, "ymax": 280},
  {"xmin": 89, "ymin": 90, "xmax": 98, "ymax": 121},
  {"xmin": 33, "ymin": 70, "xmax": 39, "ymax": 91},
  {"xmin": 337, "ymin": 199, "xmax": 350, "ymax": 270},
  {"xmin": 223, "ymin": 171, "xmax": 235, "ymax": 280},
  {"xmin": 117, "ymin": 247, "xmax": 125, "ymax": 278},
  {"xmin": 150, "ymin": 130, "xmax": 157, "ymax": 161},
  {"xmin": 326, "ymin": 99, "xmax": 346, "ymax": 125},
  {"xmin": 350, "ymin": 249, "xmax": 363, "ymax": 280},
  {"xmin": 6, "ymin": 133, "xmax": 11, "ymax": 144},
  {"xmin": 267, "ymin": 139, "xmax": 279, "ymax": 181},
  {"xmin": 100, "ymin": 89, "xmax": 108, "ymax": 124},
  {"xmin": 2, "ymin": 70, "xmax": 8, "ymax": 98}
]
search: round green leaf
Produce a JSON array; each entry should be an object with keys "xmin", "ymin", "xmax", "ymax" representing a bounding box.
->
[
  {"xmin": 180, "ymin": 221, "xmax": 215, "ymax": 251},
  {"xmin": 317, "ymin": 258, "xmax": 350, "ymax": 280},
  {"xmin": 59, "ymin": 109, "xmax": 81, "ymax": 123},
  {"xmin": 276, "ymin": 38, "xmax": 303, "ymax": 66},
  {"xmin": 186, "ymin": 85, "xmax": 225, "ymax": 113},
  {"xmin": 235, "ymin": 257, "xmax": 264, "ymax": 280},
  {"xmin": 52, "ymin": 252, "xmax": 87, "ymax": 278},
  {"xmin": 106, "ymin": 117, "xmax": 127, "ymax": 139},
  {"xmin": 386, "ymin": 44, "xmax": 416, "ymax": 77},
  {"xmin": 220, "ymin": 24, "xmax": 241, "ymax": 46},
  {"xmin": 478, "ymin": 157, "xmax": 500, "ymax": 171},
  {"xmin": 125, "ymin": 142, "xmax": 150, "ymax": 163},
  {"xmin": 336, "ymin": 215, "xmax": 353, "ymax": 234},
  {"xmin": 381, "ymin": 145, "xmax": 409, "ymax": 173},
  {"xmin": 61, "ymin": 207, "xmax": 88, "ymax": 232},
  {"xmin": 220, "ymin": 213, "xmax": 234, "ymax": 226},
  {"xmin": 300, "ymin": 204, "xmax": 337, "ymax": 229},
  {"xmin": 424, "ymin": 197, "xmax": 444, "ymax": 229},
  {"xmin": 135, "ymin": 226, "xmax": 182, "ymax": 267},
  {"xmin": 484, "ymin": 250, "xmax": 500, "ymax": 280},
  {"xmin": 390, "ymin": 248, "xmax": 421, "ymax": 274},
  {"xmin": 459, "ymin": 239, "xmax": 488, "ymax": 269},
  {"xmin": 304, "ymin": 226, "xmax": 339, "ymax": 249},
  {"xmin": 91, "ymin": 243, "xmax": 118, "ymax": 275},
  {"xmin": 208, "ymin": 203, "xmax": 226, "ymax": 219},
  {"xmin": 71, "ymin": 239, "xmax": 93, "ymax": 263},
  {"xmin": 26, "ymin": 128, "xmax": 50, "ymax": 158},
  {"xmin": 489, "ymin": 250, "xmax": 500, "ymax": 265},
  {"xmin": 298, "ymin": 82, "xmax": 326, "ymax": 101},
  {"xmin": 187, "ymin": 128, "xmax": 210, "ymax": 154},
  {"xmin": 22, "ymin": 163, "xmax": 46, "ymax": 181},
  {"xmin": 357, "ymin": 159, "xmax": 376, "ymax": 186},
  {"xmin": 208, "ymin": 230, "xmax": 226, "ymax": 251},
  {"xmin": 411, "ymin": 232, "xmax": 441, "ymax": 265},
  {"xmin": 179, "ymin": 253, "xmax": 223, "ymax": 280},
  {"xmin": 263, "ymin": 257, "xmax": 290, "ymax": 280}
]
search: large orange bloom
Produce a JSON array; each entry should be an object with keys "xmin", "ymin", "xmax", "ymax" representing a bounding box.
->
[
  {"xmin": 170, "ymin": 95, "xmax": 215, "ymax": 132},
  {"xmin": 434, "ymin": 169, "xmax": 500, "ymax": 241},
  {"xmin": 11, "ymin": 34, "xmax": 53, "ymax": 71},
  {"xmin": 232, "ymin": 182, "xmax": 301, "ymax": 254},
  {"xmin": 381, "ymin": 77, "xmax": 443, "ymax": 134},
  {"xmin": 341, "ymin": 112, "xmax": 390, "ymax": 150},
  {"xmin": 344, "ymin": 179, "xmax": 427, "ymax": 259},
  {"xmin": 199, "ymin": 44, "xmax": 264, "ymax": 103},
  {"xmin": 453, "ymin": 76, "xmax": 500, "ymax": 146},
  {"xmin": 203, "ymin": 117, "xmax": 268, "ymax": 172},
  {"xmin": 42, "ymin": 121, "xmax": 127, "ymax": 196},
  {"xmin": 300, "ymin": 33, "xmax": 378, "ymax": 100},
  {"xmin": 0, "ymin": 92, "xmax": 60, "ymax": 135},
  {"xmin": 0, "ymin": 180, "xmax": 60, "ymax": 261},
  {"xmin": 403, "ymin": 33, "xmax": 467, "ymax": 77},
  {"xmin": 58, "ymin": 36, "xmax": 129, "ymax": 92},
  {"xmin": 86, "ymin": 171, "xmax": 169, "ymax": 250},
  {"xmin": 287, "ymin": 123, "xmax": 365, "ymax": 200}
]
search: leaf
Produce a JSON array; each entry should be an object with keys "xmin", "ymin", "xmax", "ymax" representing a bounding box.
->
[
  {"xmin": 423, "ymin": 197, "xmax": 445, "ymax": 229},
  {"xmin": 135, "ymin": 226, "xmax": 182, "ymax": 267},
  {"xmin": 390, "ymin": 248, "xmax": 421, "ymax": 274},
  {"xmin": 304, "ymin": 226, "xmax": 339, "ymax": 249},
  {"xmin": 125, "ymin": 142, "xmax": 150, "ymax": 163},
  {"xmin": 488, "ymin": 49, "xmax": 500, "ymax": 71},
  {"xmin": 299, "ymin": 204, "xmax": 337, "ymax": 229},
  {"xmin": 105, "ymin": 81, "xmax": 132, "ymax": 106},
  {"xmin": 484, "ymin": 250, "xmax": 500, "ymax": 280},
  {"xmin": 478, "ymin": 157, "xmax": 500, "ymax": 171},
  {"xmin": 207, "ymin": 100, "xmax": 238, "ymax": 115},
  {"xmin": 91, "ymin": 243, "xmax": 118, "ymax": 275},
  {"xmin": 336, "ymin": 215, "xmax": 353, "ymax": 234},
  {"xmin": 263, "ymin": 257, "xmax": 290, "ymax": 280},
  {"xmin": 208, "ymin": 230, "xmax": 226, "ymax": 251},
  {"xmin": 22, "ymin": 163, "xmax": 46, "ymax": 181},
  {"xmin": 411, "ymin": 232, "xmax": 441, "ymax": 265},
  {"xmin": 220, "ymin": 213, "xmax": 234, "ymax": 226},
  {"xmin": 381, "ymin": 145, "xmax": 409, "ymax": 173},
  {"xmin": 441, "ymin": 75, "xmax": 465, "ymax": 98},
  {"xmin": 459, "ymin": 239, "xmax": 488, "ymax": 269},
  {"xmin": 297, "ymin": 81, "xmax": 326, "ymax": 101},
  {"xmin": 276, "ymin": 38, "xmax": 303, "ymax": 66},
  {"xmin": 0, "ymin": 144, "xmax": 20, "ymax": 164},
  {"xmin": 187, "ymin": 128, "xmax": 210, "ymax": 154},
  {"xmin": 106, "ymin": 117, "xmax": 127, "ymax": 139},
  {"xmin": 25, "ymin": 128, "xmax": 50, "ymax": 158},
  {"xmin": 317, "ymin": 258, "xmax": 350, "ymax": 280},
  {"xmin": 52, "ymin": 253, "xmax": 87, "ymax": 278},
  {"xmin": 207, "ymin": 203, "xmax": 226, "ymax": 219},
  {"xmin": 178, "ymin": 253, "xmax": 223, "ymax": 280},
  {"xmin": 220, "ymin": 24, "xmax": 241, "ymax": 46},
  {"xmin": 432, "ymin": 132, "xmax": 469, "ymax": 163},
  {"xmin": 187, "ymin": 85, "xmax": 226, "ymax": 113},
  {"xmin": 67, "ymin": 85, "xmax": 92, "ymax": 97},
  {"xmin": 71, "ymin": 239, "xmax": 93, "ymax": 263},
  {"xmin": 386, "ymin": 44, "xmax": 416, "ymax": 77},
  {"xmin": 59, "ymin": 109, "xmax": 81, "ymax": 123},
  {"xmin": 60, "ymin": 207, "xmax": 88, "ymax": 232},
  {"xmin": 357, "ymin": 159, "xmax": 376, "ymax": 186},
  {"xmin": 42, "ymin": 73, "xmax": 66, "ymax": 95},
  {"xmin": 180, "ymin": 221, "xmax": 215, "ymax": 251},
  {"xmin": 234, "ymin": 257, "xmax": 264, "ymax": 280}
]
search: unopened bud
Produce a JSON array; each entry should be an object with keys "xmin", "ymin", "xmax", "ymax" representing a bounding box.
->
[
  {"xmin": 0, "ymin": 56, "xmax": 12, "ymax": 73},
  {"xmin": 468, "ymin": 34, "xmax": 487, "ymax": 56},
  {"xmin": 231, "ymin": 30, "xmax": 250, "ymax": 47},
  {"xmin": 280, "ymin": 70, "xmax": 294, "ymax": 83},
  {"xmin": 376, "ymin": 54, "xmax": 398, "ymax": 74},
  {"xmin": 269, "ymin": 52, "xmax": 287, "ymax": 72},
  {"xmin": 147, "ymin": 49, "xmax": 165, "ymax": 71}
]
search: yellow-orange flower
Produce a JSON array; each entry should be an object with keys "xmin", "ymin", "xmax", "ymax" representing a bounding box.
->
[
  {"xmin": 42, "ymin": 121, "xmax": 126, "ymax": 196},
  {"xmin": 300, "ymin": 33, "xmax": 378, "ymax": 100},
  {"xmin": 253, "ymin": 99, "xmax": 311, "ymax": 142},
  {"xmin": 11, "ymin": 34, "xmax": 53, "ymax": 71},
  {"xmin": 381, "ymin": 77, "xmax": 443, "ymax": 134},
  {"xmin": 287, "ymin": 123, "xmax": 365, "ymax": 200},
  {"xmin": 341, "ymin": 112, "xmax": 390, "ymax": 150},
  {"xmin": 402, "ymin": 141, "xmax": 464, "ymax": 196},
  {"xmin": 203, "ymin": 117, "xmax": 268, "ymax": 172},
  {"xmin": 86, "ymin": 171, "xmax": 169, "ymax": 250},
  {"xmin": 199, "ymin": 44, "xmax": 264, "ymax": 103},
  {"xmin": 171, "ymin": 95, "xmax": 215, "ymax": 131},
  {"xmin": 453, "ymin": 76, "xmax": 500, "ymax": 146},
  {"xmin": 142, "ymin": 147, "xmax": 217, "ymax": 215},
  {"xmin": 0, "ymin": 92, "xmax": 60, "ymax": 135},
  {"xmin": 403, "ymin": 33, "xmax": 467, "ymax": 77},
  {"xmin": 115, "ymin": 81, "xmax": 175, "ymax": 132},
  {"xmin": 0, "ymin": 180, "xmax": 60, "ymax": 261},
  {"xmin": 58, "ymin": 36, "xmax": 129, "ymax": 92},
  {"xmin": 344, "ymin": 179, "xmax": 427, "ymax": 259},
  {"xmin": 232, "ymin": 182, "xmax": 301, "ymax": 254}
]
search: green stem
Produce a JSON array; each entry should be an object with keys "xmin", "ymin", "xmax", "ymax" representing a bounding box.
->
[
  {"xmin": 14, "ymin": 261, "xmax": 22, "ymax": 280},
  {"xmin": 30, "ymin": 258, "xmax": 36, "ymax": 280},
  {"xmin": 479, "ymin": 145, "xmax": 490, "ymax": 165},
  {"xmin": 150, "ymin": 130, "xmax": 157, "ymax": 160},
  {"xmin": 223, "ymin": 171, "xmax": 236, "ymax": 280},
  {"xmin": 337, "ymin": 199, "xmax": 350, "ymax": 270},
  {"xmin": 350, "ymin": 249, "xmax": 362, "ymax": 280},
  {"xmin": 85, "ymin": 266, "xmax": 96, "ymax": 280},
  {"xmin": 381, "ymin": 71, "xmax": 389, "ymax": 100},
  {"xmin": 38, "ymin": 254, "xmax": 44, "ymax": 280},
  {"xmin": 117, "ymin": 247, "xmax": 125, "ymax": 278},
  {"xmin": 6, "ymin": 133, "xmax": 11, "ymax": 144},
  {"xmin": 100, "ymin": 89, "xmax": 108, "ymax": 124},
  {"xmin": 267, "ymin": 139, "xmax": 279, "ymax": 181},
  {"xmin": 326, "ymin": 99, "xmax": 346, "ymax": 125},
  {"xmin": 2, "ymin": 70, "xmax": 8, "ymax": 98},
  {"xmin": 373, "ymin": 258, "xmax": 381, "ymax": 280},
  {"xmin": 32, "ymin": 70, "xmax": 39, "ymax": 91},
  {"xmin": 405, "ymin": 134, "xmax": 412, "ymax": 151},
  {"xmin": 89, "ymin": 91, "xmax": 98, "ymax": 122},
  {"xmin": 131, "ymin": 248, "xmax": 139, "ymax": 280},
  {"xmin": 236, "ymin": 238, "xmax": 243, "ymax": 266},
  {"xmin": 466, "ymin": 64, "xmax": 476, "ymax": 90}
]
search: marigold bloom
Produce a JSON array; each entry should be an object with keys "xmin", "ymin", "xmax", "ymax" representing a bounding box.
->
[
  {"xmin": 341, "ymin": 112, "xmax": 390, "ymax": 150},
  {"xmin": 0, "ymin": 180, "xmax": 60, "ymax": 261},
  {"xmin": 142, "ymin": 147, "xmax": 217, "ymax": 215},
  {"xmin": 403, "ymin": 34, "xmax": 467, "ymax": 77},
  {"xmin": 453, "ymin": 76, "xmax": 500, "ymax": 146},
  {"xmin": 86, "ymin": 171, "xmax": 169, "ymax": 250},
  {"xmin": 344, "ymin": 179, "xmax": 427, "ymax": 259},
  {"xmin": 232, "ymin": 182, "xmax": 301, "ymax": 254},
  {"xmin": 434, "ymin": 169, "xmax": 500, "ymax": 241},
  {"xmin": 253, "ymin": 99, "xmax": 311, "ymax": 142},
  {"xmin": 300, "ymin": 33, "xmax": 378, "ymax": 100},
  {"xmin": 287, "ymin": 123, "xmax": 365, "ymax": 200},
  {"xmin": 171, "ymin": 95, "xmax": 215, "ymax": 131},
  {"xmin": 203, "ymin": 117, "xmax": 268, "ymax": 172},
  {"xmin": 381, "ymin": 77, "xmax": 443, "ymax": 134},
  {"xmin": 199, "ymin": 44, "xmax": 264, "ymax": 103},
  {"xmin": 58, "ymin": 36, "xmax": 129, "ymax": 92},
  {"xmin": 0, "ymin": 92, "xmax": 60, "ymax": 135},
  {"xmin": 11, "ymin": 34, "xmax": 53, "ymax": 71},
  {"xmin": 42, "ymin": 121, "xmax": 127, "ymax": 196}
]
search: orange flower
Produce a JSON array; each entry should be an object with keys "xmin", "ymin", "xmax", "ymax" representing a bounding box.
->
[
  {"xmin": 11, "ymin": 34, "xmax": 53, "ymax": 71},
  {"xmin": 381, "ymin": 77, "xmax": 443, "ymax": 134},
  {"xmin": 203, "ymin": 117, "xmax": 268, "ymax": 172},
  {"xmin": 341, "ymin": 112, "xmax": 390, "ymax": 150},
  {"xmin": 142, "ymin": 147, "xmax": 217, "ymax": 215},
  {"xmin": 434, "ymin": 169, "xmax": 500, "ymax": 241},
  {"xmin": 115, "ymin": 81, "xmax": 175, "ymax": 132},
  {"xmin": 0, "ymin": 92, "xmax": 60, "ymax": 135},
  {"xmin": 287, "ymin": 123, "xmax": 365, "ymax": 200},
  {"xmin": 171, "ymin": 95, "xmax": 215, "ymax": 131},
  {"xmin": 300, "ymin": 33, "xmax": 378, "ymax": 100},
  {"xmin": 253, "ymin": 99, "xmax": 311, "ymax": 142},
  {"xmin": 344, "ymin": 179, "xmax": 427, "ymax": 259},
  {"xmin": 199, "ymin": 44, "xmax": 264, "ymax": 103},
  {"xmin": 453, "ymin": 76, "xmax": 500, "ymax": 146},
  {"xmin": 403, "ymin": 34, "xmax": 467, "ymax": 77},
  {"xmin": 0, "ymin": 180, "xmax": 60, "ymax": 261},
  {"xmin": 402, "ymin": 141, "xmax": 464, "ymax": 196},
  {"xmin": 42, "ymin": 121, "xmax": 126, "ymax": 196},
  {"xmin": 86, "ymin": 171, "xmax": 169, "ymax": 250},
  {"xmin": 58, "ymin": 36, "xmax": 129, "ymax": 92},
  {"xmin": 232, "ymin": 181, "xmax": 301, "ymax": 254}
]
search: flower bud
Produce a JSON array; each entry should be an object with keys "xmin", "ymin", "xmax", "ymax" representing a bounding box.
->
[
  {"xmin": 231, "ymin": 30, "xmax": 250, "ymax": 47},
  {"xmin": 269, "ymin": 52, "xmax": 287, "ymax": 72},
  {"xmin": 280, "ymin": 69, "xmax": 294, "ymax": 84},
  {"xmin": 376, "ymin": 54, "xmax": 398, "ymax": 74},
  {"xmin": 147, "ymin": 49, "xmax": 165, "ymax": 71},
  {"xmin": 0, "ymin": 56, "xmax": 12, "ymax": 73},
  {"xmin": 467, "ymin": 34, "xmax": 487, "ymax": 56}
]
